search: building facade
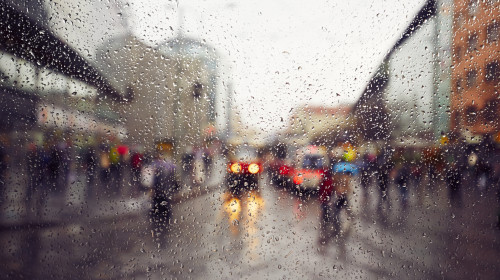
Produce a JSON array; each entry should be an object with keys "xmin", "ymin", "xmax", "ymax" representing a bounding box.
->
[
  {"xmin": 285, "ymin": 105, "xmax": 353, "ymax": 148},
  {"xmin": 0, "ymin": 1, "xmax": 123, "ymax": 211},
  {"xmin": 97, "ymin": 35, "xmax": 222, "ymax": 156},
  {"xmin": 353, "ymin": 0, "xmax": 440, "ymax": 144},
  {"xmin": 450, "ymin": 0, "xmax": 500, "ymax": 136}
]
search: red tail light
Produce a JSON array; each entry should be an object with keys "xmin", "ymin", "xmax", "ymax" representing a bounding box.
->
[{"xmin": 279, "ymin": 165, "xmax": 291, "ymax": 175}]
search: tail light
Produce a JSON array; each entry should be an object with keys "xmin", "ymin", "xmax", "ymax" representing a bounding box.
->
[
  {"xmin": 279, "ymin": 165, "xmax": 291, "ymax": 175},
  {"xmin": 293, "ymin": 175, "xmax": 304, "ymax": 185}
]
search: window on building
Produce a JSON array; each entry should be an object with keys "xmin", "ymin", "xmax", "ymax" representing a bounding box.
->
[
  {"xmin": 466, "ymin": 69, "xmax": 478, "ymax": 88},
  {"xmin": 193, "ymin": 82, "xmax": 203, "ymax": 98},
  {"xmin": 466, "ymin": 105, "xmax": 478, "ymax": 125},
  {"xmin": 487, "ymin": 22, "xmax": 499, "ymax": 43},
  {"xmin": 485, "ymin": 61, "xmax": 499, "ymax": 83},
  {"xmin": 468, "ymin": 0, "xmax": 480, "ymax": 16},
  {"xmin": 467, "ymin": 33, "xmax": 478, "ymax": 52},
  {"xmin": 483, "ymin": 98, "xmax": 499, "ymax": 122},
  {"xmin": 455, "ymin": 77, "xmax": 463, "ymax": 94},
  {"xmin": 454, "ymin": 111, "xmax": 462, "ymax": 128}
]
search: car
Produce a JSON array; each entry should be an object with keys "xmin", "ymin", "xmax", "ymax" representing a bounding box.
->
[
  {"xmin": 267, "ymin": 143, "xmax": 292, "ymax": 188},
  {"xmin": 289, "ymin": 145, "xmax": 331, "ymax": 193},
  {"xmin": 226, "ymin": 145, "xmax": 263, "ymax": 194}
]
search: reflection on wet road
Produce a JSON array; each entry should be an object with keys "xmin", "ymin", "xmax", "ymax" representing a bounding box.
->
[
  {"xmin": 221, "ymin": 190, "xmax": 265, "ymax": 263},
  {"xmin": 1, "ymin": 173, "xmax": 500, "ymax": 279}
]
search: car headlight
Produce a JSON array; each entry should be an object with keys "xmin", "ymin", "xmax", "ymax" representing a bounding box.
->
[
  {"xmin": 248, "ymin": 163, "xmax": 260, "ymax": 174},
  {"xmin": 230, "ymin": 163, "xmax": 242, "ymax": 173}
]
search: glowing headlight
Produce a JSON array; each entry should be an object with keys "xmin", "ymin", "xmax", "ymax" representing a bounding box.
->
[
  {"xmin": 230, "ymin": 163, "xmax": 242, "ymax": 173},
  {"xmin": 248, "ymin": 163, "xmax": 260, "ymax": 174}
]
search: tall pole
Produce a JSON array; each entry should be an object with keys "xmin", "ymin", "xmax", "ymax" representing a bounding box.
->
[
  {"xmin": 172, "ymin": 5, "xmax": 184, "ymax": 156},
  {"xmin": 227, "ymin": 82, "xmax": 233, "ymax": 140}
]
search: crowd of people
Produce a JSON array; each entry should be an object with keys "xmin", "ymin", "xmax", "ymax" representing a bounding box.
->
[{"xmin": 285, "ymin": 135, "xmax": 500, "ymax": 245}]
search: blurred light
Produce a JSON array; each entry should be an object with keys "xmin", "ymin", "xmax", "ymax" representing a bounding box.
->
[
  {"xmin": 117, "ymin": 145, "xmax": 129, "ymax": 155},
  {"xmin": 279, "ymin": 165, "xmax": 290, "ymax": 175},
  {"xmin": 223, "ymin": 194, "xmax": 241, "ymax": 236},
  {"xmin": 342, "ymin": 146, "xmax": 357, "ymax": 162},
  {"xmin": 230, "ymin": 163, "xmax": 242, "ymax": 173},
  {"xmin": 440, "ymin": 135, "xmax": 449, "ymax": 145},
  {"xmin": 248, "ymin": 163, "xmax": 260, "ymax": 174},
  {"xmin": 293, "ymin": 175, "xmax": 304, "ymax": 185}
]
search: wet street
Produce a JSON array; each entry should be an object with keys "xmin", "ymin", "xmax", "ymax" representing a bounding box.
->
[{"xmin": 1, "ymin": 171, "xmax": 499, "ymax": 279}]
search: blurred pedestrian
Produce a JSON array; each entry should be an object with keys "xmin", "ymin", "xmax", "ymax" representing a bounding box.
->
[
  {"xmin": 131, "ymin": 150, "xmax": 144, "ymax": 192},
  {"xmin": 109, "ymin": 146, "xmax": 121, "ymax": 195},
  {"xmin": 476, "ymin": 136, "xmax": 494, "ymax": 192},
  {"xmin": 193, "ymin": 148, "xmax": 206, "ymax": 185},
  {"xmin": 117, "ymin": 144, "xmax": 129, "ymax": 194},
  {"xmin": 181, "ymin": 146, "xmax": 194, "ymax": 178},
  {"xmin": 360, "ymin": 152, "xmax": 376, "ymax": 206},
  {"xmin": 84, "ymin": 147, "xmax": 97, "ymax": 199},
  {"xmin": 332, "ymin": 174, "xmax": 352, "ymax": 236},
  {"xmin": 411, "ymin": 160, "xmax": 424, "ymax": 186},
  {"xmin": 202, "ymin": 146, "xmax": 212, "ymax": 177},
  {"xmin": 328, "ymin": 143, "xmax": 358, "ymax": 239},
  {"xmin": 149, "ymin": 149, "xmax": 179, "ymax": 247},
  {"xmin": 26, "ymin": 143, "xmax": 42, "ymax": 214},
  {"xmin": 56, "ymin": 140, "xmax": 71, "ymax": 198},
  {"xmin": 395, "ymin": 161, "xmax": 411, "ymax": 210},
  {"xmin": 318, "ymin": 168, "xmax": 334, "ymax": 244},
  {"xmin": 99, "ymin": 148, "xmax": 111, "ymax": 189},
  {"xmin": 376, "ymin": 145, "xmax": 393, "ymax": 212},
  {"xmin": 0, "ymin": 141, "xmax": 6, "ymax": 204},
  {"xmin": 446, "ymin": 162, "xmax": 462, "ymax": 207},
  {"xmin": 46, "ymin": 143, "xmax": 60, "ymax": 192}
]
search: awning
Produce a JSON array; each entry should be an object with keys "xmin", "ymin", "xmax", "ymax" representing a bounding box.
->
[{"xmin": 0, "ymin": 1, "xmax": 122, "ymax": 101}]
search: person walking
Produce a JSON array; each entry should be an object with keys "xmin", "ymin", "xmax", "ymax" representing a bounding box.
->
[
  {"xmin": 26, "ymin": 143, "xmax": 41, "ymax": 215},
  {"xmin": 395, "ymin": 161, "xmax": 411, "ymax": 210},
  {"xmin": 149, "ymin": 149, "xmax": 179, "ymax": 247},
  {"xmin": 360, "ymin": 152, "xmax": 376, "ymax": 207},
  {"xmin": 84, "ymin": 147, "xmax": 97, "ymax": 199},
  {"xmin": 376, "ymin": 145, "xmax": 394, "ymax": 213},
  {"xmin": 318, "ymin": 168, "xmax": 334, "ymax": 245},
  {"xmin": 109, "ymin": 146, "xmax": 121, "ymax": 196},
  {"xmin": 130, "ymin": 150, "xmax": 144, "ymax": 194}
]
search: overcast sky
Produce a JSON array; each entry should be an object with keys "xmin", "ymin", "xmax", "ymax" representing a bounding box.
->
[{"xmin": 48, "ymin": 0, "xmax": 426, "ymax": 138}]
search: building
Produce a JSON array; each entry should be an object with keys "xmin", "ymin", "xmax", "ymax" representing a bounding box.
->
[
  {"xmin": 0, "ymin": 1, "xmax": 123, "ymax": 204},
  {"xmin": 450, "ymin": 0, "xmax": 500, "ymax": 136},
  {"xmin": 96, "ymin": 34, "xmax": 224, "ymax": 156},
  {"xmin": 0, "ymin": 1, "xmax": 123, "ymax": 148},
  {"xmin": 285, "ymin": 105, "xmax": 353, "ymax": 147},
  {"xmin": 353, "ymin": 0, "xmax": 446, "ymax": 144},
  {"xmin": 157, "ymin": 37, "xmax": 221, "ymax": 154},
  {"xmin": 352, "ymin": 64, "xmax": 391, "ymax": 142},
  {"xmin": 96, "ymin": 34, "xmax": 172, "ymax": 147}
]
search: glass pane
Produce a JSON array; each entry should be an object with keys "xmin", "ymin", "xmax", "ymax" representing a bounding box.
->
[{"xmin": 1, "ymin": 0, "xmax": 499, "ymax": 279}]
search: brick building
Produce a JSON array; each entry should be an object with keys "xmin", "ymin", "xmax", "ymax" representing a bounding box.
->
[{"xmin": 450, "ymin": 0, "xmax": 500, "ymax": 135}]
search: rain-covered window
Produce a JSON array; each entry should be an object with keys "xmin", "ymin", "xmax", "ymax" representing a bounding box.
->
[
  {"xmin": 485, "ymin": 61, "xmax": 500, "ymax": 82},
  {"xmin": 467, "ymin": 33, "xmax": 479, "ymax": 52},
  {"xmin": 487, "ymin": 22, "xmax": 499, "ymax": 42},
  {"xmin": 466, "ymin": 68, "xmax": 478, "ymax": 88},
  {"xmin": 1, "ymin": 0, "xmax": 500, "ymax": 279}
]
